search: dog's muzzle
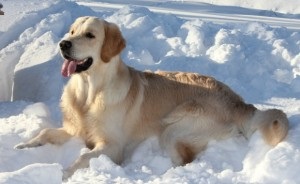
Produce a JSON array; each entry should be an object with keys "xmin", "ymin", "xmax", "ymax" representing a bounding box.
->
[
  {"xmin": 60, "ymin": 40, "xmax": 72, "ymax": 51},
  {"xmin": 59, "ymin": 40, "xmax": 72, "ymax": 58},
  {"xmin": 59, "ymin": 40, "xmax": 93, "ymax": 77}
]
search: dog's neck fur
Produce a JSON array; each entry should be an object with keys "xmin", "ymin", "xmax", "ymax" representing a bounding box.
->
[
  {"xmin": 99, "ymin": 55, "xmax": 131, "ymax": 105},
  {"xmin": 71, "ymin": 55, "xmax": 132, "ymax": 106}
]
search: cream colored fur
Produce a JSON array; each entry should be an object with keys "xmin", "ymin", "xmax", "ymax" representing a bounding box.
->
[{"xmin": 15, "ymin": 17, "xmax": 289, "ymax": 179}]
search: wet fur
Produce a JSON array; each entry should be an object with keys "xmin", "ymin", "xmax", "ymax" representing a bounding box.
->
[{"xmin": 15, "ymin": 17, "xmax": 289, "ymax": 179}]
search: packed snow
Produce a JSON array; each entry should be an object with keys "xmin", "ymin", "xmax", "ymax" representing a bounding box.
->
[{"xmin": 0, "ymin": 0, "xmax": 300, "ymax": 183}]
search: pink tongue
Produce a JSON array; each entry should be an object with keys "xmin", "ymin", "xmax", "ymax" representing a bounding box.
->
[{"xmin": 61, "ymin": 60, "xmax": 77, "ymax": 77}]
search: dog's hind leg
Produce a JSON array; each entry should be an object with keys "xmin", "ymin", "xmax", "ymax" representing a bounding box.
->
[
  {"xmin": 160, "ymin": 100, "xmax": 216, "ymax": 166},
  {"xmin": 160, "ymin": 99, "xmax": 237, "ymax": 166},
  {"xmin": 160, "ymin": 121, "xmax": 208, "ymax": 166},
  {"xmin": 15, "ymin": 128, "xmax": 72, "ymax": 149}
]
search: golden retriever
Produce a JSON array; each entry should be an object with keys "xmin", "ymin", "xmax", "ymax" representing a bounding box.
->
[{"xmin": 15, "ymin": 16, "xmax": 289, "ymax": 179}]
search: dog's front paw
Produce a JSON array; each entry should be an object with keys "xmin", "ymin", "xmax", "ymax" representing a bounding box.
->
[
  {"xmin": 62, "ymin": 168, "xmax": 75, "ymax": 181},
  {"xmin": 62, "ymin": 170, "xmax": 70, "ymax": 181},
  {"xmin": 14, "ymin": 142, "xmax": 43, "ymax": 149},
  {"xmin": 14, "ymin": 143, "xmax": 27, "ymax": 149}
]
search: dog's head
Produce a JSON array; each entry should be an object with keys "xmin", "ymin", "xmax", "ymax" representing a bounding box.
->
[{"xmin": 59, "ymin": 17, "xmax": 126, "ymax": 77}]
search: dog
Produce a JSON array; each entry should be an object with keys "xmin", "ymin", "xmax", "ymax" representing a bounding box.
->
[{"xmin": 15, "ymin": 16, "xmax": 289, "ymax": 179}]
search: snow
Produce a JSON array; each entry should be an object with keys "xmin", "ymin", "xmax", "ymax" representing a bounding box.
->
[{"xmin": 0, "ymin": 0, "xmax": 300, "ymax": 183}]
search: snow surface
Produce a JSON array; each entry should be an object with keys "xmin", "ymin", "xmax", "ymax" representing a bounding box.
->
[{"xmin": 0, "ymin": 0, "xmax": 300, "ymax": 183}]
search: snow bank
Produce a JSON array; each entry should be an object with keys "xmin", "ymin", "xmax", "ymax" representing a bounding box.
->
[
  {"xmin": 186, "ymin": 0, "xmax": 300, "ymax": 14},
  {"xmin": 0, "ymin": 0, "xmax": 300, "ymax": 183},
  {"xmin": 0, "ymin": 163, "xmax": 62, "ymax": 184},
  {"xmin": 107, "ymin": 6, "xmax": 300, "ymax": 102}
]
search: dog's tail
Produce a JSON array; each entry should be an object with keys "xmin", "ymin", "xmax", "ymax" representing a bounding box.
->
[{"xmin": 242, "ymin": 109, "xmax": 289, "ymax": 146}]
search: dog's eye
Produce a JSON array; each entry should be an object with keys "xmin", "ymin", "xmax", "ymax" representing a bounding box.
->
[
  {"xmin": 86, "ymin": 32, "xmax": 95, "ymax": 39},
  {"xmin": 70, "ymin": 30, "xmax": 74, "ymax": 35}
]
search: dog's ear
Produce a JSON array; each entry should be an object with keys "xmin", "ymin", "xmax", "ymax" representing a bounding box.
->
[{"xmin": 101, "ymin": 21, "xmax": 126, "ymax": 63}]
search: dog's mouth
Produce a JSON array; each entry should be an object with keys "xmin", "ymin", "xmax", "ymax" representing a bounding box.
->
[{"xmin": 61, "ymin": 57, "xmax": 93, "ymax": 77}]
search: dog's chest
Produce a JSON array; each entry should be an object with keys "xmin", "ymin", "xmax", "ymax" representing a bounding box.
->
[{"xmin": 82, "ymin": 102, "xmax": 127, "ymax": 144}]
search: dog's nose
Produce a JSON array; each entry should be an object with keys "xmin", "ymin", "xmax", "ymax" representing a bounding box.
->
[{"xmin": 59, "ymin": 40, "xmax": 72, "ymax": 51}]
